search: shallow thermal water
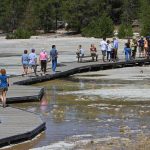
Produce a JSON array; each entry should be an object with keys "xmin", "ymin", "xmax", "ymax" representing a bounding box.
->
[{"xmin": 8, "ymin": 73, "xmax": 150, "ymax": 150}]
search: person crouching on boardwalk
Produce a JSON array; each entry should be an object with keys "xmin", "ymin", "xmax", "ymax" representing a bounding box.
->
[
  {"xmin": 100, "ymin": 37, "xmax": 107, "ymax": 62},
  {"xmin": 0, "ymin": 69, "xmax": 9, "ymax": 108},
  {"xmin": 21, "ymin": 50, "xmax": 29, "ymax": 76},
  {"xmin": 50, "ymin": 45, "xmax": 58, "ymax": 73},
  {"xmin": 39, "ymin": 48, "xmax": 48, "ymax": 75},
  {"xmin": 90, "ymin": 44, "xmax": 97, "ymax": 61},
  {"xmin": 29, "ymin": 48, "xmax": 38, "ymax": 76},
  {"xmin": 124, "ymin": 43, "xmax": 131, "ymax": 61},
  {"xmin": 76, "ymin": 45, "xmax": 84, "ymax": 62}
]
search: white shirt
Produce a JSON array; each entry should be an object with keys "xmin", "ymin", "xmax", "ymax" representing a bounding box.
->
[
  {"xmin": 80, "ymin": 48, "xmax": 84, "ymax": 56},
  {"xmin": 100, "ymin": 40, "xmax": 107, "ymax": 51},
  {"xmin": 29, "ymin": 53, "xmax": 37, "ymax": 65},
  {"xmin": 107, "ymin": 43, "xmax": 112, "ymax": 52}
]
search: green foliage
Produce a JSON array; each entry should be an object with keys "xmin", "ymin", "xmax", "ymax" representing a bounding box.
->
[
  {"xmin": 121, "ymin": 0, "xmax": 140, "ymax": 25},
  {"xmin": 82, "ymin": 14, "xmax": 114, "ymax": 38},
  {"xmin": 6, "ymin": 28, "xmax": 32, "ymax": 39},
  {"xmin": 118, "ymin": 24, "xmax": 133, "ymax": 38},
  {"xmin": 118, "ymin": 24, "xmax": 126, "ymax": 38},
  {"xmin": 0, "ymin": 0, "xmax": 147, "ymax": 37},
  {"xmin": 140, "ymin": 0, "xmax": 150, "ymax": 36}
]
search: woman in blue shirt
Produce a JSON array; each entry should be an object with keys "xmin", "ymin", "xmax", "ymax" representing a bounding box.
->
[
  {"xmin": 0, "ymin": 69, "xmax": 9, "ymax": 108},
  {"xmin": 21, "ymin": 50, "xmax": 29, "ymax": 76}
]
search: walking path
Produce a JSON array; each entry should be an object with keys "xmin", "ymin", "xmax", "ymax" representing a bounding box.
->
[
  {"xmin": 0, "ymin": 57, "xmax": 150, "ymax": 148},
  {"xmin": 0, "ymin": 107, "xmax": 45, "ymax": 148}
]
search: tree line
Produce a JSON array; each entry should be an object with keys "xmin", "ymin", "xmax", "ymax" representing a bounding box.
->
[{"xmin": 0, "ymin": 0, "xmax": 149, "ymax": 38}]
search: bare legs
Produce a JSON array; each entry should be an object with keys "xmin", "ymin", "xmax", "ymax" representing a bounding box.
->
[
  {"xmin": 0, "ymin": 91, "xmax": 7, "ymax": 108},
  {"xmin": 22, "ymin": 65, "xmax": 28, "ymax": 76}
]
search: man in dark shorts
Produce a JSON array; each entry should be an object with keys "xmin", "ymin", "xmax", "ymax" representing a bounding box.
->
[{"xmin": 138, "ymin": 36, "xmax": 144, "ymax": 57}]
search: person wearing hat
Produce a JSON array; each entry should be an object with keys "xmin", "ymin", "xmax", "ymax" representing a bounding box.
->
[
  {"xmin": 39, "ymin": 48, "xmax": 48, "ymax": 75},
  {"xmin": 131, "ymin": 37, "xmax": 138, "ymax": 59},
  {"xmin": 28, "ymin": 48, "xmax": 38, "ymax": 76}
]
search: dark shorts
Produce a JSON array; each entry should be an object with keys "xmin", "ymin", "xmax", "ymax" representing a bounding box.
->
[
  {"xmin": 91, "ymin": 52, "xmax": 96, "ymax": 57},
  {"xmin": 23, "ymin": 64, "xmax": 28, "ymax": 68},
  {"xmin": 101, "ymin": 50, "xmax": 106, "ymax": 56},
  {"xmin": 0, "ymin": 87, "xmax": 8, "ymax": 92},
  {"xmin": 139, "ymin": 46, "xmax": 144, "ymax": 52}
]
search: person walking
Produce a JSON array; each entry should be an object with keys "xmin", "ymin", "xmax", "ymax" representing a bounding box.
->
[
  {"xmin": 100, "ymin": 37, "xmax": 107, "ymax": 62},
  {"xmin": 28, "ymin": 48, "xmax": 38, "ymax": 76},
  {"xmin": 50, "ymin": 45, "xmax": 58, "ymax": 73},
  {"xmin": 0, "ymin": 69, "xmax": 9, "ymax": 108},
  {"xmin": 39, "ymin": 48, "xmax": 48, "ymax": 75},
  {"xmin": 21, "ymin": 49, "xmax": 29, "ymax": 76}
]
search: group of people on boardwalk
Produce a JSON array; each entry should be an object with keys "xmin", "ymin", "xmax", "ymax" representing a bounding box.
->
[
  {"xmin": 124, "ymin": 36, "xmax": 150, "ymax": 61},
  {"xmin": 21, "ymin": 45, "xmax": 58, "ymax": 76},
  {"xmin": 77, "ymin": 36, "xmax": 150, "ymax": 62},
  {"xmin": 77, "ymin": 37, "xmax": 119, "ymax": 62},
  {"xmin": 99, "ymin": 37, "xmax": 119, "ymax": 62}
]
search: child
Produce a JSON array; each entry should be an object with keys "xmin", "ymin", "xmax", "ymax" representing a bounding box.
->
[
  {"xmin": 107, "ymin": 40, "xmax": 112, "ymax": 62},
  {"xmin": 0, "ymin": 69, "xmax": 9, "ymax": 108}
]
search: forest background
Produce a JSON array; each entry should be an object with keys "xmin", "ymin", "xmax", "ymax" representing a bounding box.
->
[{"xmin": 0, "ymin": 0, "xmax": 149, "ymax": 39}]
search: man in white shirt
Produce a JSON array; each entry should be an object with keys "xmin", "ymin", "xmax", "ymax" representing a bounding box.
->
[
  {"xmin": 29, "ymin": 48, "xmax": 37, "ymax": 76},
  {"xmin": 100, "ymin": 37, "xmax": 107, "ymax": 62}
]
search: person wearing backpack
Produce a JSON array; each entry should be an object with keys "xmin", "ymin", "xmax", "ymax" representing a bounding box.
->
[{"xmin": 138, "ymin": 36, "xmax": 144, "ymax": 58}]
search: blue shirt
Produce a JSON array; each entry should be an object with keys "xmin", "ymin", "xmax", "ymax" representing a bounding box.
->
[
  {"xmin": 113, "ymin": 39, "xmax": 119, "ymax": 49},
  {"xmin": 50, "ymin": 48, "xmax": 58, "ymax": 60},
  {"xmin": 124, "ymin": 47, "xmax": 131, "ymax": 53},
  {"xmin": 22, "ymin": 54, "xmax": 29, "ymax": 65},
  {"xmin": 138, "ymin": 39, "xmax": 144, "ymax": 47},
  {"xmin": 0, "ymin": 75, "xmax": 9, "ymax": 88},
  {"xmin": 29, "ymin": 53, "xmax": 37, "ymax": 65}
]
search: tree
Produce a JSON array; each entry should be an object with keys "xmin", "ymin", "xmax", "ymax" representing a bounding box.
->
[
  {"xmin": 82, "ymin": 14, "xmax": 114, "ymax": 38},
  {"xmin": 0, "ymin": 0, "xmax": 28, "ymax": 32},
  {"xmin": 118, "ymin": 24, "xmax": 133, "ymax": 38},
  {"xmin": 140, "ymin": 0, "xmax": 150, "ymax": 36}
]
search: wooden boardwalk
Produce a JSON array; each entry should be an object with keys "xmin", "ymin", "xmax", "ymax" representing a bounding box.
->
[
  {"xmin": 0, "ymin": 106, "xmax": 45, "ymax": 147},
  {"xmin": 12, "ymin": 58, "xmax": 150, "ymax": 85},
  {"xmin": 0, "ymin": 58, "xmax": 150, "ymax": 148}
]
